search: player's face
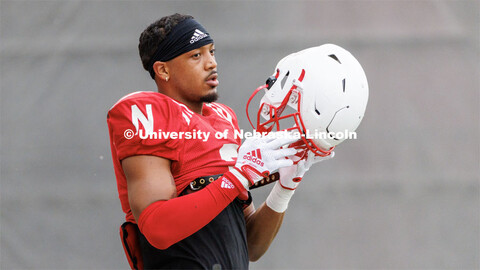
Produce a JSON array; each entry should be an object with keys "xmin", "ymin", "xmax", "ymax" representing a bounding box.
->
[{"xmin": 167, "ymin": 43, "xmax": 218, "ymax": 105}]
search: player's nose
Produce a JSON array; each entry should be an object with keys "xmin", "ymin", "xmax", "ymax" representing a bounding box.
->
[{"xmin": 205, "ymin": 53, "xmax": 217, "ymax": 70}]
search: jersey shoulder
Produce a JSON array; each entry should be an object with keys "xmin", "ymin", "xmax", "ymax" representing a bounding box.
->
[
  {"xmin": 108, "ymin": 91, "xmax": 195, "ymax": 126},
  {"xmin": 107, "ymin": 91, "xmax": 189, "ymax": 161}
]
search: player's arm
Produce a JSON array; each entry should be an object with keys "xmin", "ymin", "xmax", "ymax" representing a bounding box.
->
[
  {"xmin": 122, "ymin": 154, "xmax": 243, "ymax": 250},
  {"xmin": 244, "ymin": 202, "xmax": 285, "ymax": 262},
  {"xmin": 122, "ymin": 135, "xmax": 297, "ymax": 251},
  {"xmin": 243, "ymin": 151, "xmax": 335, "ymax": 261},
  {"xmin": 122, "ymin": 155, "xmax": 177, "ymax": 222}
]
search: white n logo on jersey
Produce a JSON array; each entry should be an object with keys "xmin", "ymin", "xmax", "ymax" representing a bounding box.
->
[{"xmin": 131, "ymin": 104, "xmax": 154, "ymax": 135}]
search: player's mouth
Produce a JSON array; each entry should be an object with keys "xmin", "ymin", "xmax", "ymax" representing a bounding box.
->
[{"xmin": 205, "ymin": 72, "xmax": 219, "ymax": 88}]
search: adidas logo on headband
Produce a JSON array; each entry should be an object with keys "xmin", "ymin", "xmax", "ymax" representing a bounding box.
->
[
  {"xmin": 190, "ymin": 29, "xmax": 208, "ymax": 44},
  {"xmin": 147, "ymin": 19, "xmax": 214, "ymax": 79}
]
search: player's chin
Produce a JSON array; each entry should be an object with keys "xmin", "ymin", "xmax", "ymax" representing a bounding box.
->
[{"xmin": 200, "ymin": 90, "xmax": 219, "ymax": 103}]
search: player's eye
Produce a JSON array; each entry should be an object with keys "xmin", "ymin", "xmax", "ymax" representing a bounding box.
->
[
  {"xmin": 210, "ymin": 49, "xmax": 216, "ymax": 56},
  {"xmin": 192, "ymin": 53, "xmax": 200, "ymax": 58}
]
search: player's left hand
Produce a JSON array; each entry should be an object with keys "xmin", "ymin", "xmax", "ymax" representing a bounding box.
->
[
  {"xmin": 265, "ymin": 148, "xmax": 334, "ymax": 213},
  {"xmin": 278, "ymin": 151, "xmax": 335, "ymax": 190}
]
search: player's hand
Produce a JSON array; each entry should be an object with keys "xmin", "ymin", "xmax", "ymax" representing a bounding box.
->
[
  {"xmin": 230, "ymin": 133, "xmax": 298, "ymax": 190},
  {"xmin": 278, "ymin": 151, "xmax": 335, "ymax": 190},
  {"xmin": 265, "ymin": 150, "xmax": 334, "ymax": 213}
]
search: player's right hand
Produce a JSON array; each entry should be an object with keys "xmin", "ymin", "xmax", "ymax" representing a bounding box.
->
[
  {"xmin": 229, "ymin": 133, "xmax": 298, "ymax": 190},
  {"xmin": 279, "ymin": 151, "xmax": 335, "ymax": 190}
]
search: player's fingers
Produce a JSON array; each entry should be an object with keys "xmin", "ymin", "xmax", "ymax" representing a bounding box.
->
[
  {"xmin": 243, "ymin": 135, "xmax": 261, "ymax": 144},
  {"xmin": 258, "ymin": 135, "xmax": 277, "ymax": 143},
  {"xmin": 296, "ymin": 159, "xmax": 309, "ymax": 176},
  {"xmin": 305, "ymin": 151, "xmax": 317, "ymax": 167},
  {"xmin": 242, "ymin": 136, "xmax": 266, "ymax": 149},
  {"xmin": 273, "ymin": 158, "xmax": 294, "ymax": 169},
  {"xmin": 271, "ymin": 148, "xmax": 296, "ymax": 160},
  {"xmin": 302, "ymin": 151, "xmax": 335, "ymax": 172},
  {"xmin": 312, "ymin": 151, "xmax": 335, "ymax": 164},
  {"xmin": 265, "ymin": 134, "xmax": 300, "ymax": 149}
]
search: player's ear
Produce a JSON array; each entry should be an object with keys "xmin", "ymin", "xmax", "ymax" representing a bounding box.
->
[{"xmin": 153, "ymin": 61, "xmax": 169, "ymax": 81}]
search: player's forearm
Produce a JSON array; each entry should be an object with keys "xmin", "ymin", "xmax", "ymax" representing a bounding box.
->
[
  {"xmin": 138, "ymin": 172, "xmax": 244, "ymax": 250},
  {"xmin": 245, "ymin": 202, "xmax": 285, "ymax": 261}
]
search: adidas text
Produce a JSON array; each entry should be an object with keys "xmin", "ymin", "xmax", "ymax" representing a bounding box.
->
[{"xmin": 243, "ymin": 155, "xmax": 264, "ymax": 167}]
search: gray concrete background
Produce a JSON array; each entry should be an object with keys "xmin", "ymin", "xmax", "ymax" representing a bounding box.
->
[{"xmin": 1, "ymin": 1, "xmax": 479, "ymax": 269}]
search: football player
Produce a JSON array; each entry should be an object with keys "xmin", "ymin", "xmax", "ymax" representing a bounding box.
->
[{"xmin": 107, "ymin": 14, "xmax": 320, "ymax": 269}]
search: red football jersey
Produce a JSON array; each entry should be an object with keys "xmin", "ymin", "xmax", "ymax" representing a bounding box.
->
[{"xmin": 107, "ymin": 91, "xmax": 242, "ymax": 223}]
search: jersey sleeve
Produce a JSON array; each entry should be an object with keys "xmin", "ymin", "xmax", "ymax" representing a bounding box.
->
[{"xmin": 107, "ymin": 94, "xmax": 185, "ymax": 161}]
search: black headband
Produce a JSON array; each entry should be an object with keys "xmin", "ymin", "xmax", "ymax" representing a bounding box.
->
[{"xmin": 148, "ymin": 18, "xmax": 214, "ymax": 79}]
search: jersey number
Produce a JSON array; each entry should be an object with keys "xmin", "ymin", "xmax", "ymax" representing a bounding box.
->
[{"xmin": 219, "ymin": 144, "xmax": 238, "ymax": 162}]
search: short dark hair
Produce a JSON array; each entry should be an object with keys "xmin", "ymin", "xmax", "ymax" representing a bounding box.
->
[{"xmin": 138, "ymin": 13, "xmax": 194, "ymax": 72}]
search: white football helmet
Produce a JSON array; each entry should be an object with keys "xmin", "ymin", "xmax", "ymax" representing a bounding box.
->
[{"xmin": 246, "ymin": 44, "xmax": 369, "ymax": 157}]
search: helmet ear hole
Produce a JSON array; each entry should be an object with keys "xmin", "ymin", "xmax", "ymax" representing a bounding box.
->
[
  {"xmin": 328, "ymin": 54, "xmax": 341, "ymax": 64},
  {"xmin": 280, "ymin": 71, "xmax": 290, "ymax": 89}
]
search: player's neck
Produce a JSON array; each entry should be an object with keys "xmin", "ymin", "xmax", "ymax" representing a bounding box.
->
[
  {"xmin": 157, "ymin": 90, "xmax": 203, "ymax": 114},
  {"xmin": 179, "ymin": 100, "xmax": 203, "ymax": 115},
  {"xmin": 156, "ymin": 84, "xmax": 204, "ymax": 114}
]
